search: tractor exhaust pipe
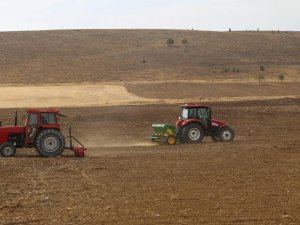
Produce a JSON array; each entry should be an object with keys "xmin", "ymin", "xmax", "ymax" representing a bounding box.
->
[{"xmin": 14, "ymin": 110, "xmax": 18, "ymax": 126}]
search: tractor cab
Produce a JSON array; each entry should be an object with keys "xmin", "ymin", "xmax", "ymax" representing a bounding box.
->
[
  {"xmin": 178, "ymin": 104, "xmax": 212, "ymax": 128},
  {"xmin": 25, "ymin": 109, "xmax": 61, "ymax": 145}
]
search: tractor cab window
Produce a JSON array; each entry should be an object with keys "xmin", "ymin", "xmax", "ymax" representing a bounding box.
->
[
  {"xmin": 28, "ymin": 113, "xmax": 38, "ymax": 126},
  {"xmin": 198, "ymin": 108, "xmax": 208, "ymax": 119},
  {"xmin": 198, "ymin": 108, "xmax": 209, "ymax": 126},
  {"xmin": 41, "ymin": 113, "xmax": 56, "ymax": 125},
  {"xmin": 182, "ymin": 109, "xmax": 188, "ymax": 119},
  {"xmin": 27, "ymin": 113, "xmax": 38, "ymax": 143},
  {"xmin": 189, "ymin": 109, "xmax": 198, "ymax": 119}
]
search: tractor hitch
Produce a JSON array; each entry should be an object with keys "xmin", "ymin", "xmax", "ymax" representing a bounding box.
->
[{"xmin": 65, "ymin": 127, "xmax": 87, "ymax": 157}]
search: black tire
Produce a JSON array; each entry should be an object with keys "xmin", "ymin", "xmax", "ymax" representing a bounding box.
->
[
  {"xmin": 182, "ymin": 123, "xmax": 204, "ymax": 143},
  {"xmin": 176, "ymin": 127, "xmax": 185, "ymax": 143},
  {"xmin": 165, "ymin": 135, "xmax": 176, "ymax": 145},
  {"xmin": 219, "ymin": 127, "xmax": 235, "ymax": 142},
  {"xmin": 35, "ymin": 129, "xmax": 65, "ymax": 157},
  {"xmin": 0, "ymin": 142, "xmax": 16, "ymax": 157}
]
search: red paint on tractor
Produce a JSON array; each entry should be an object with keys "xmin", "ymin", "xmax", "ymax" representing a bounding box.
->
[
  {"xmin": 0, "ymin": 126, "xmax": 25, "ymax": 144},
  {"xmin": 175, "ymin": 104, "xmax": 235, "ymax": 143},
  {"xmin": 211, "ymin": 119, "xmax": 226, "ymax": 127},
  {"xmin": 0, "ymin": 109, "xmax": 86, "ymax": 157}
]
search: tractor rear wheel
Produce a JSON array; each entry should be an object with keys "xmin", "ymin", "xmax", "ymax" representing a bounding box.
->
[
  {"xmin": 0, "ymin": 142, "xmax": 16, "ymax": 157},
  {"xmin": 176, "ymin": 127, "xmax": 185, "ymax": 143},
  {"xmin": 219, "ymin": 127, "xmax": 235, "ymax": 142},
  {"xmin": 183, "ymin": 124, "xmax": 204, "ymax": 143},
  {"xmin": 35, "ymin": 129, "xmax": 65, "ymax": 157}
]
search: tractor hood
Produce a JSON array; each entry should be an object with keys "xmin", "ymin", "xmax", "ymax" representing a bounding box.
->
[
  {"xmin": 211, "ymin": 119, "xmax": 226, "ymax": 127},
  {"xmin": 0, "ymin": 126, "xmax": 25, "ymax": 143},
  {"xmin": 0, "ymin": 126, "xmax": 25, "ymax": 134}
]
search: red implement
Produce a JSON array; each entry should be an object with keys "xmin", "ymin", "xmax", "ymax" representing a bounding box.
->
[
  {"xmin": 65, "ymin": 127, "xmax": 87, "ymax": 157},
  {"xmin": 71, "ymin": 147, "xmax": 86, "ymax": 157}
]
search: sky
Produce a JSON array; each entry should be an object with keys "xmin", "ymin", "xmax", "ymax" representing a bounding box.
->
[{"xmin": 0, "ymin": 0, "xmax": 299, "ymax": 31}]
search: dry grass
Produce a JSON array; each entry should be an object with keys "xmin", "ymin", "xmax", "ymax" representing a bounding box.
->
[{"xmin": 0, "ymin": 30, "xmax": 299, "ymax": 84}]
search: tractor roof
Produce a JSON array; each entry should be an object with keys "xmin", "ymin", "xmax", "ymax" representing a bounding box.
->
[
  {"xmin": 26, "ymin": 109, "xmax": 60, "ymax": 114},
  {"xmin": 181, "ymin": 104, "xmax": 209, "ymax": 109}
]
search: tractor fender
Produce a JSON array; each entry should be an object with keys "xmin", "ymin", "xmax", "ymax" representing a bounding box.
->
[{"xmin": 181, "ymin": 119, "xmax": 206, "ymax": 129}]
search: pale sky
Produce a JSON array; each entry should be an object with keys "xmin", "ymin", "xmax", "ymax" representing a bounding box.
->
[{"xmin": 0, "ymin": 0, "xmax": 299, "ymax": 31}]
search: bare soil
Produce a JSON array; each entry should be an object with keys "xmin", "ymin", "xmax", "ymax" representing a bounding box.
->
[
  {"xmin": 0, "ymin": 30, "xmax": 300, "ymax": 84},
  {"xmin": 1, "ymin": 81, "xmax": 300, "ymax": 108},
  {"xmin": 0, "ymin": 99, "xmax": 299, "ymax": 225},
  {"xmin": 0, "ymin": 30, "xmax": 299, "ymax": 225}
]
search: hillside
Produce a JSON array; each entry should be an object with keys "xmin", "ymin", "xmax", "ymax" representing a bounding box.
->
[{"xmin": 0, "ymin": 29, "xmax": 299, "ymax": 84}]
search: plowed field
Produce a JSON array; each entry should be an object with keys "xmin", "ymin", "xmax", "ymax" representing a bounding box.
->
[
  {"xmin": 0, "ymin": 98, "xmax": 299, "ymax": 225},
  {"xmin": 0, "ymin": 30, "xmax": 299, "ymax": 225}
]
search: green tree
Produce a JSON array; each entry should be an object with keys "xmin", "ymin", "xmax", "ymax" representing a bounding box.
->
[
  {"xmin": 182, "ymin": 39, "xmax": 188, "ymax": 46},
  {"xmin": 278, "ymin": 73, "xmax": 285, "ymax": 82},
  {"xmin": 167, "ymin": 38, "xmax": 175, "ymax": 47}
]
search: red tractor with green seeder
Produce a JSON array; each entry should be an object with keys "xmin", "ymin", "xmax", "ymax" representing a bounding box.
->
[
  {"xmin": 150, "ymin": 104, "xmax": 235, "ymax": 145},
  {"xmin": 0, "ymin": 109, "xmax": 86, "ymax": 157}
]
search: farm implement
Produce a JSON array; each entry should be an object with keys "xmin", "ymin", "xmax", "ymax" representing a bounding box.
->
[
  {"xmin": 150, "ymin": 104, "xmax": 235, "ymax": 145},
  {"xmin": 151, "ymin": 124, "xmax": 177, "ymax": 145},
  {"xmin": 0, "ymin": 109, "xmax": 86, "ymax": 157}
]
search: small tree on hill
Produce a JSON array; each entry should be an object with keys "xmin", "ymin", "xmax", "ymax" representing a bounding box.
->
[
  {"xmin": 182, "ymin": 39, "xmax": 188, "ymax": 46},
  {"xmin": 278, "ymin": 73, "xmax": 285, "ymax": 82},
  {"xmin": 167, "ymin": 38, "xmax": 175, "ymax": 47}
]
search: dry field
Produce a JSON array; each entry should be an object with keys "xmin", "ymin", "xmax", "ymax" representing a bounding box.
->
[
  {"xmin": 0, "ymin": 30, "xmax": 299, "ymax": 225},
  {"xmin": 0, "ymin": 30, "xmax": 300, "ymax": 84}
]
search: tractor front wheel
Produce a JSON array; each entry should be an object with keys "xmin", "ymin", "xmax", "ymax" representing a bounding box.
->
[
  {"xmin": 219, "ymin": 127, "xmax": 235, "ymax": 142},
  {"xmin": 183, "ymin": 124, "xmax": 204, "ymax": 143},
  {"xmin": 35, "ymin": 129, "xmax": 65, "ymax": 157},
  {"xmin": 0, "ymin": 142, "xmax": 16, "ymax": 157}
]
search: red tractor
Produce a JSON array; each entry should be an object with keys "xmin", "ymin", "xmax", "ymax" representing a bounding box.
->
[
  {"xmin": 176, "ymin": 104, "xmax": 235, "ymax": 143},
  {"xmin": 0, "ymin": 109, "xmax": 86, "ymax": 157},
  {"xmin": 151, "ymin": 104, "xmax": 235, "ymax": 144}
]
